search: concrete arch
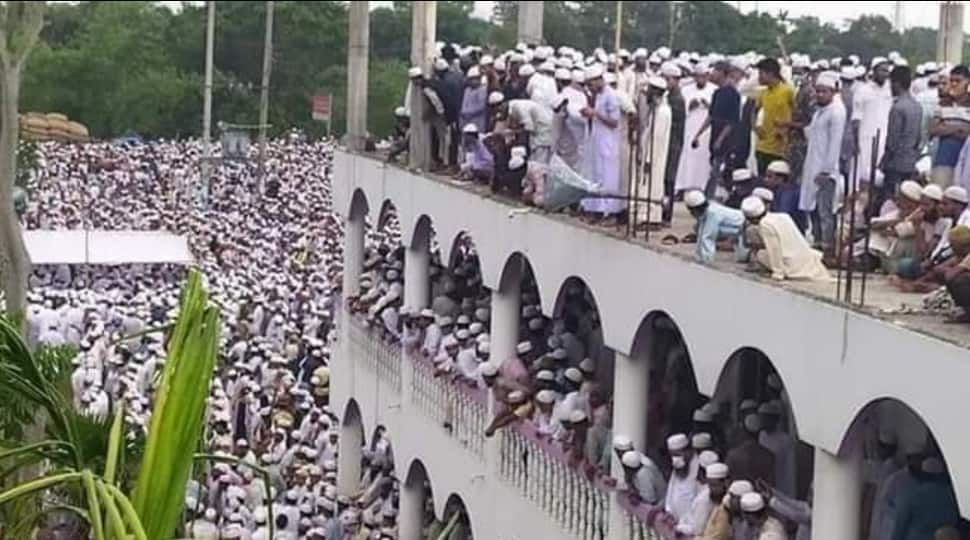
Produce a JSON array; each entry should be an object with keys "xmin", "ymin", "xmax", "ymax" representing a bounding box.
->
[
  {"xmin": 377, "ymin": 199, "xmax": 399, "ymax": 231},
  {"xmin": 838, "ymin": 397, "xmax": 961, "ymax": 511},
  {"xmin": 410, "ymin": 214, "xmax": 434, "ymax": 252},
  {"xmin": 437, "ymin": 493, "xmax": 474, "ymax": 540},
  {"xmin": 444, "ymin": 231, "xmax": 479, "ymax": 272},
  {"xmin": 338, "ymin": 398, "xmax": 366, "ymax": 495},
  {"xmin": 496, "ymin": 251, "xmax": 543, "ymax": 301},
  {"xmin": 349, "ymin": 188, "xmax": 370, "ymax": 221},
  {"xmin": 712, "ymin": 347, "xmax": 801, "ymax": 437}
]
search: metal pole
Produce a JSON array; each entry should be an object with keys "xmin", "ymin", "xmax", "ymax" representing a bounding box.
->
[
  {"xmin": 859, "ymin": 130, "xmax": 881, "ymax": 307},
  {"xmin": 201, "ymin": 0, "xmax": 215, "ymax": 208},
  {"xmin": 257, "ymin": 0, "xmax": 275, "ymax": 187},
  {"xmin": 645, "ymin": 105, "xmax": 656, "ymax": 242},
  {"xmin": 614, "ymin": 1, "xmax": 623, "ymax": 55}
]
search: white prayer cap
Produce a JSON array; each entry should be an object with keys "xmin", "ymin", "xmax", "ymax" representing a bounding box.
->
[
  {"xmin": 666, "ymin": 433, "xmax": 689, "ymax": 451},
  {"xmin": 569, "ymin": 409, "xmax": 588, "ymax": 424},
  {"xmin": 633, "ymin": 47, "xmax": 648, "ymax": 59},
  {"xmin": 752, "ymin": 187, "xmax": 775, "ymax": 203},
  {"xmin": 707, "ymin": 462, "xmax": 729, "ymax": 479},
  {"xmin": 539, "ymin": 60, "xmax": 556, "ymax": 73},
  {"xmin": 528, "ymin": 317, "xmax": 544, "ymax": 331},
  {"xmin": 480, "ymin": 54, "xmax": 494, "ymax": 66},
  {"xmin": 455, "ymin": 329, "xmax": 470, "ymax": 341},
  {"xmin": 408, "ymin": 66, "xmax": 423, "ymax": 78},
  {"xmin": 439, "ymin": 315, "xmax": 454, "ymax": 326},
  {"xmin": 508, "ymin": 390, "xmax": 527, "ymax": 404},
  {"xmin": 849, "ymin": 54, "xmax": 860, "ymax": 65},
  {"xmin": 564, "ymin": 367, "xmax": 584, "ymax": 383},
  {"xmin": 922, "ymin": 457, "xmax": 945, "ymax": 474},
  {"xmin": 494, "ymin": 58, "xmax": 507, "ymax": 72},
  {"xmin": 766, "ymin": 160, "xmax": 790, "ymax": 176},
  {"xmin": 434, "ymin": 58, "xmax": 449, "ymax": 71},
  {"xmin": 475, "ymin": 307, "xmax": 490, "ymax": 321},
  {"xmin": 840, "ymin": 66, "xmax": 858, "ymax": 80},
  {"xmin": 477, "ymin": 342, "xmax": 490, "ymax": 354},
  {"xmin": 420, "ymin": 308, "xmax": 434, "ymax": 318},
  {"xmin": 792, "ymin": 55, "xmax": 811, "ymax": 69},
  {"xmin": 729, "ymin": 479, "xmax": 754, "ymax": 496},
  {"xmin": 613, "ymin": 435, "xmax": 634, "ymax": 451},
  {"xmin": 922, "ymin": 184, "xmax": 944, "ymax": 202},
  {"xmin": 466, "ymin": 66, "xmax": 481, "ymax": 78},
  {"xmin": 693, "ymin": 408, "xmax": 714, "ymax": 423},
  {"xmin": 394, "ymin": 106, "xmax": 408, "ymax": 118},
  {"xmin": 509, "ymin": 155, "xmax": 525, "ymax": 170},
  {"xmin": 684, "ymin": 190, "xmax": 707, "ymax": 208},
  {"xmin": 618, "ymin": 48, "xmax": 631, "ymax": 58},
  {"xmin": 945, "ymin": 186, "xmax": 969, "ymax": 203},
  {"xmin": 660, "ymin": 62, "xmax": 681, "ymax": 78},
  {"xmin": 205, "ymin": 508, "xmax": 218, "ymax": 520},
  {"xmin": 479, "ymin": 362, "xmax": 499, "ymax": 377},
  {"xmin": 585, "ymin": 64, "xmax": 604, "ymax": 80},
  {"xmin": 518, "ymin": 64, "xmax": 535, "ymax": 77},
  {"xmin": 571, "ymin": 69, "xmax": 586, "ymax": 83},
  {"xmin": 555, "ymin": 68, "xmax": 571, "ymax": 80},
  {"xmin": 732, "ymin": 168, "xmax": 754, "ymax": 182},
  {"xmin": 511, "ymin": 146, "xmax": 529, "ymax": 159},
  {"xmin": 871, "ymin": 56, "xmax": 889, "ymax": 69},
  {"xmin": 462, "ymin": 123, "xmax": 479, "ymax": 135},
  {"xmin": 515, "ymin": 42, "xmax": 527, "ymax": 52},
  {"xmin": 536, "ymin": 390, "xmax": 557, "ymax": 405},
  {"xmin": 536, "ymin": 369, "xmax": 555, "ymax": 382},
  {"xmin": 578, "ymin": 357, "xmax": 594, "ymax": 371},
  {"xmin": 741, "ymin": 196, "xmax": 767, "ymax": 219},
  {"xmin": 656, "ymin": 46, "xmax": 672, "ymax": 59},
  {"xmin": 900, "ymin": 180, "xmax": 923, "ymax": 202},
  {"xmin": 621, "ymin": 450, "xmax": 643, "ymax": 468},
  {"xmin": 692, "ymin": 432, "xmax": 713, "ymax": 450},
  {"xmin": 469, "ymin": 322, "xmax": 484, "ymax": 335},
  {"xmin": 604, "ymin": 72, "xmax": 617, "ymax": 85},
  {"xmin": 516, "ymin": 341, "xmax": 533, "ymax": 355},
  {"xmin": 741, "ymin": 492, "xmax": 766, "ymax": 512},
  {"xmin": 816, "ymin": 71, "xmax": 840, "ymax": 89},
  {"xmin": 699, "ymin": 450, "xmax": 720, "ymax": 468},
  {"xmin": 488, "ymin": 91, "xmax": 505, "ymax": 105},
  {"xmin": 534, "ymin": 47, "xmax": 549, "ymax": 60}
]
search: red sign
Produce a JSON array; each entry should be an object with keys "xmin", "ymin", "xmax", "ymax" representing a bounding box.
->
[{"xmin": 312, "ymin": 94, "xmax": 331, "ymax": 121}]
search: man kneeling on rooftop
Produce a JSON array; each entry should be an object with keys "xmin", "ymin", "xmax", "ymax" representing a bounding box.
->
[{"xmin": 740, "ymin": 196, "xmax": 831, "ymax": 282}]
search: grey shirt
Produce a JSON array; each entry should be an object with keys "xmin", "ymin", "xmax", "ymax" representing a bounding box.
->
[{"xmin": 881, "ymin": 92, "xmax": 924, "ymax": 173}]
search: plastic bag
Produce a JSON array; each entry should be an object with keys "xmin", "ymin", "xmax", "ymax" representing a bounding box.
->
[{"xmin": 541, "ymin": 154, "xmax": 601, "ymax": 210}]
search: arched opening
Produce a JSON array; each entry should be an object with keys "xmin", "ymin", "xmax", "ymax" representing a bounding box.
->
[
  {"xmin": 401, "ymin": 459, "xmax": 436, "ymax": 540},
  {"xmin": 628, "ymin": 311, "xmax": 702, "ymax": 463},
  {"xmin": 712, "ymin": 347, "xmax": 808, "ymax": 499},
  {"xmin": 840, "ymin": 398, "xmax": 962, "ymax": 537},
  {"xmin": 348, "ymin": 199, "xmax": 404, "ymax": 327},
  {"xmin": 338, "ymin": 399, "xmax": 366, "ymax": 495},
  {"xmin": 349, "ymin": 188, "xmax": 369, "ymax": 221},
  {"xmin": 439, "ymin": 493, "xmax": 474, "ymax": 540}
]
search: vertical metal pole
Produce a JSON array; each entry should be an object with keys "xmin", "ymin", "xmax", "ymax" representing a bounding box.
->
[
  {"xmin": 614, "ymin": 1, "xmax": 623, "ymax": 55},
  {"xmin": 201, "ymin": 0, "xmax": 215, "ymax": 208},
  {"xmin": 257, "ymin": 0, "xmax": 275, "ymax": 187},
  {"xmin": 859, "ymin": 130, "xmax": 881, "ymax": 307}
]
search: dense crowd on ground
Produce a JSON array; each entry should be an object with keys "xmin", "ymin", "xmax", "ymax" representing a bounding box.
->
[
  {"xmin": 388, "ymin": 41, "xmax": 970, "ymax": 323},
  {"xmin": 17, "ymin": 138, "xmax": 409, "ymax": 539}
]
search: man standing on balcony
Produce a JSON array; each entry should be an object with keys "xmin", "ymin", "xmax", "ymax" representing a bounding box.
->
[
  {"xmin": 740, "ymin": 492, "xmax": 789, "ymax": 540},
  {"xmin": 665, "ymin": 433, "xmax": 701, "ymax": 523},
  {"xmin": 676, "ymin": 462, "xmax": 730, "ymax": 537},
  {"xmin": 621, "ymin": 450, "xmax": 667, "ymax": 505},
  {"xmin": 580, "ymin": 65, "xmax": 625, "ymax": 224}
]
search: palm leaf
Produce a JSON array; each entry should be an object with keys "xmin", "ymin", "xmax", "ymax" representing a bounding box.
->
[
  {"xmin": 131, "ymin": 270, "xmax": 219, "ymax": 540},
  {"xmin": 103, "ymin": 405, "xmax": 125, "ymax": 486},
  {"xmin": 0, "ymin": 470, "xmax": 82, "ymax": 505},
  {"xmin": 82, "ymin": 470, "xmax": 106, "ymax": 540}
]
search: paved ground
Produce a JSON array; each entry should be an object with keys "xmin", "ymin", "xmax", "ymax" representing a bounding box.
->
[{"xmin": 380, "ymin": 155, "xmax": 970, "ymax": 350}]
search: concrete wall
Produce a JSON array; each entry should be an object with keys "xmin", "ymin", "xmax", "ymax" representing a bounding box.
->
[{"xmin": 333, "ymin": 150, "xmax": 970, "ymax": 514}]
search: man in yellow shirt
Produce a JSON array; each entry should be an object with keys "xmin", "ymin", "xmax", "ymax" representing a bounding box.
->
[{"xmin": 755, "ymin": 58, "xmax": 795, "ymax": 175}]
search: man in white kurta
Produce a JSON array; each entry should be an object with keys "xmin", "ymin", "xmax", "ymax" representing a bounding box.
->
[
  {"xmin": 742, "ymin": 197, "xmax": 831, "ymax": 281},
  {"xmin": 580, "ymin": 65, "xmax": 624, "ymax": 217},
  {"xmin": 675, "ymin": 68, "xmax": 716, "ymax": 193},
  {"xmin": 800, "ymin": 71, "xmax": 846, "ymax": 253},
  {"xmin": 853, "ymin": 59, "xmax": 893, "ymax": 184},
  {"xmin": 556, "ymin": 71, "xmax": 591, "ymax": 177},
  {"xmin": 636, "ymin": 76, "xmax": 672, "ymax": 226}
]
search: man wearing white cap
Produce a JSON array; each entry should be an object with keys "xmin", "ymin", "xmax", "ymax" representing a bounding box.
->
[
  {"xmin": 633, "ymin": 75, "xmax": 672, "ymax": 228},
  {"xmin": 665, "ymin": 433, "xmax": 701, "ymax": 523},
  {"xmin": 580, "ymin": 64, "xmax": 626, "ymax": 222},
  {"xmin": 725, "ymin": 168, "xmax": 758, "ymax": 210},
  {"xmin": 683, "ymin": 190, "xmax": 747, "ymax": 264},
  {"xmin": 699, "ymin": 479, "xmax": 752, "ymax": 539},
  {"xmin": 741, "ymin": 196, "xmax": 830, "ymax": 281},
  {"xmin": 507, "ymin": 98, "xmax": 555, "ymax": 163},
  {"xmin": 555, "ymin": 69, "xmax": 592, "ymax": 176},
  {"xmin": 676, "ymin": 462, "xmax": 729, "ymax": 536},
  {"xmin": 853, "ymin": 58, "xmax": 893, "ymax": 185},
  {"xmin": 675, "ymin": 64, "xmax": 716, "ymax": 194},
  {"xmin": 740, "ymin": 492, "xmax": 788, "ymax": 540},
  {"xmin": 799, "ymin": 70, "xmax": 845, "ymax": 256},
  {"xmin": 458, "ymin": 123, "xmax": 494, "ymax": 183},
  {"xmin": 620, "ymin": 450, "xmax": 667, "ymax": 505},
  {"xmin": 527, "ymin": 59, "xmax": 559, "ymax": 111},
  {"xmin": 460, "ymin": 66, "xmax": 489, "ymax": 134}
]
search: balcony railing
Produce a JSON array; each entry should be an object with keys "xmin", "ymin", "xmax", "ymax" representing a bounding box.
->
[{"xmin": 341, "ymin": 304, "xmax": 673, "ymax": 540}]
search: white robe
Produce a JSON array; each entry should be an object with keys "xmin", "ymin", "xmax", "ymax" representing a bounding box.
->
[
  {"xmin": 753, "ymin": 213, "xmax": 831, "ymax": 281},
  {"xmin": 664, "ymin": 467, "xmax": 701, "ymax": 522},
  {"xmin": 675, "ymin": 82, "xmax": 716, "ymax": 192},
  {"xmin": 799, "ymin": 98, "xmax": 846, "ymax": 212},
  {"xmin": 556, "ymin": 85, "xmax": 591, "ymax": 177},
  {"xmin": 636, "ymin": 97, "xmax": 672, "ymax": 224},
  {"xmin": 853, "ymin": 80, "xmax": 892, "ymax": 185}
]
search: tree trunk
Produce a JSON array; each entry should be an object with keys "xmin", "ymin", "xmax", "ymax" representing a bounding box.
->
[{"xmin": 0, "ymin": 68, "xmax": 30, "ymax": 322}]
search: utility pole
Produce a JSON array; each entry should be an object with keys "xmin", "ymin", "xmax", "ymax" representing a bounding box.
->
[
  {"xmin": 668, "ymin": 1, "xmax": 677, "ymax": 48},
  {"xmin": 201, "ymin": 0, "xmax": 215, "ymax": 208},
  {"xmin": 614, "ymin": 1, "xmax": 623, "ymax": 54},
  {"xmin": 257, "ymin": 0, "xmax": 274, "ymax": 186},
  {"xmin": 347, "ymin": 1, "xmax": 370, "ymax": 152}
]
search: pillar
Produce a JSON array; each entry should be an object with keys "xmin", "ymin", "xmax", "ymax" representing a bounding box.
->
[
  {"xmin": 404, "ymin": 245, "xmax": 430, "ymax": 311},
  {"xmin": 607, "ymin": 350, "xmax": 651, "ymax": 537},
  {"xmin": 409, "ymin": 1, "xmax": 437, "ymax": 170},
  {"xmin": 342, "ymin": 215, "xmax": 365, "ymax": 297},
  {"xmin": 937, "ymin": 2, "xmax": 964, "ymax": 65},
  {"xmin": 517, "ymin": 1, "xmax": 544, "ymax": 45},
  {"xmin": 489, "ymin": 285, "xmax": 521, "ymax": 370},
  {"xmin": 398, "ymin": 479, "xmax": 426, "ymax": 540},
  {"xmin": 811, "ymin": 449, "xmax": 862, "ymax": 540},
  {"xmin": 346, "ymin": 1, "xmax": 369, "ymax": 152},
  {"xmin": 337, "ymin": 418, "xmax": 364, "ymax": 496}
]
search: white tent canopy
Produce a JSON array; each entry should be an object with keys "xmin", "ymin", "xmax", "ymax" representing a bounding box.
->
[{"xmin": 23, "ymin": 230, "xmax": 194, "ymax": 265}]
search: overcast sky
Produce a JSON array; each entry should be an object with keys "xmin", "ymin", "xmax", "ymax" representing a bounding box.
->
[{"xmin": 462, "ymin": 1, "xmax": 962, "ymax": 31}]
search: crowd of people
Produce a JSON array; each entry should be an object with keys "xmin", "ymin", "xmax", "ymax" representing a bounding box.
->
[
  {"xmin": 17, "ymin": 138, "xmax": 410, "ymax": 539},
  {"xmin": 389, "ymin": 42, "xmax": 970, "ymax": 322}
]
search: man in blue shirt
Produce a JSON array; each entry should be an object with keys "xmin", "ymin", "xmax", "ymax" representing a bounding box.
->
[
  {"xmin": 684, "ymin": 190, "xmax": 746, "ymax": 264},
  {"xmin": 891, "ymin": 457, "xmax": 959, "ymax": 540},
  {"xmin": 762, "ymin": 160, "xmax": 806, "ymax": 232},
  {"xmin": 929, "ymin": 64, "xmax": 970, "ymax": 187},
  {"xmin": 690, "ymin": 61, "xmax": 741, "ymax": 198}
]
